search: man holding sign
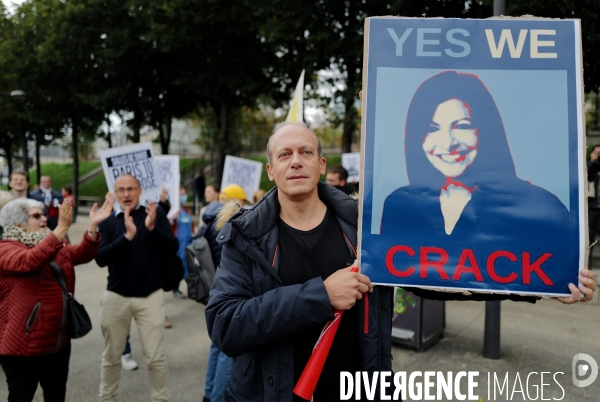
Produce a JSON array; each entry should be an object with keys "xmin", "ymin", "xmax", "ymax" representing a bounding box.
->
[
  {"xmin": 205, "ymin": 122, "xmax": 393, "ymax": 401},
  {"xmin": 95, "ymin": 174, "xmax": 178, "ymax": 402}
]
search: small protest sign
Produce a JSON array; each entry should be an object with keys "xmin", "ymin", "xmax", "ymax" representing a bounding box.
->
[
  {"xmin": 221, "ymin": 156, "xmax": 263, "ymax": 203},
  {"xmin": 341, "ymin": 153, "xmax": 360, "ymax": 183},
  {"xmin": 155, "ymin": 155, "xmax": 180, "ymax": 218},
  {"xmin": 99, "ymin": 142, "xmax": 162, "ymax": 206}
]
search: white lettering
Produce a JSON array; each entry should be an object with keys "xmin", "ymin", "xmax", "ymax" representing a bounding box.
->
[
  {"xmin": 526, "ymin": 372, "xmax": 539, "ymax": 400},
  {"xmin": 530, "ymin": 30, "xmax": 557, "ymax": 58},
  {"xmin": 424, "ymin": 371, "xmax": 435, "ymax": 400},
  {"xmin": 511, "ymin": 372, "xmax": 525, "ymax": 400},
  {"xmin": 468, "ymin": 371, "xmax": 479, "ymax": 400},
  {"xmin": 437, "ymin": 372, "xmax": 453, "ymax": 399},
  {"xmin": 485, "ymin": 29, "xmax": 528, "ymax": 58},
  {"xmin": 340, "ymin": 372, "xmax": 353, "ymax": 400},
  {"xmin": 409, "ymin": 371, "xmax": 423, "ymax": 400},
  {"xmin": 454, "ymin": 372, "xmax": 466, "ymax": 401},
  {"xmin": 393, "ymin": 372, "xmax": 406, "ymax": 401},
  {"xmin": 553, "ymin": 372, "xmax": 565, "ymax": 400},
  {"xmin": 387, "ymin": 28, "xmax": 413, "ymax": 56},
  {"xmin": 363, "ymin": 372, "xmax": 378, "ymax": 400},
  {"xmin": 380, "ymin": 371, "xmax": 391, "ymax": 400}
]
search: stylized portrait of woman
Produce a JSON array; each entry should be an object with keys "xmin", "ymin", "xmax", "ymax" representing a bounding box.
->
[{"xmin": 380, "ymin": 71, "xmax": 578, "ymax": 291}]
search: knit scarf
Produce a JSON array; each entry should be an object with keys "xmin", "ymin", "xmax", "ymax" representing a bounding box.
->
[{"xmin": 2, "ymin": 226, "xmax": 51, "ymax": 248}]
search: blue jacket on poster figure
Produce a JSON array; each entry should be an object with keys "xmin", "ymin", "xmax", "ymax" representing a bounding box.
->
[
  {"xmin": 381, "ymin": 71, "xmax": 577, "ymax": 296},
  {"xmin": 205, "ymin": 183, "xmax": 393, "ymax": 402}
]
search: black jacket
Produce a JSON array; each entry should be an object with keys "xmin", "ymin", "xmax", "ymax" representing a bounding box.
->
[
  {"xmin": 96, "ymin": 205, "xmax": 179, "ymax": 297},
  {"xmin": 205, "ymin": 183, "xmax": 394, "ymax": 402}
]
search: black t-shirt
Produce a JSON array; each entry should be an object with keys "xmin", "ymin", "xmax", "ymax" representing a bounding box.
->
[{"xmin": 278, "ymin": 209, "xmax": 362, "ymax": 402}]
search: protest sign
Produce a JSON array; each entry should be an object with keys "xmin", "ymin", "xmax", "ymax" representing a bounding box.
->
[
  {"xmin": 155, "ymin": 155, "xmax": 180, "ymax": 219},
  {"xmin": 221, "ymin": 156, "xmax": 263, "ymax": 203},
  {"xmin": 341, "ymin": 152, "xmax": 360, "ymax": 183},
  {"xmin": 358, "ymin": 17, "xmax": 585, "ymax": 297},
  {"xmin": 99, "ymin": 142, "xmax": 162, "ymax": 206}
]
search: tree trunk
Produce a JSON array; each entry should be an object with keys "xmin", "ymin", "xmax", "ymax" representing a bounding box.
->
[
  {"xmin": 157, "ymin": 115, "xmax": 172, "ymax": 154},
  {"xmin": 20, "ymin": 125, "xmax": 28, "ymax": 173},
  {"xmin": 35, "ymin": 133, "xmax": 41, "ymax": 185},
  {"xmin": 213, "ymin": 104, "xmax": 229, "ymax": 186},
  {"xmin": 341, "ymin": 63, "xmax": 358, "ymax": 153},
  {"xmin": 105, "ymin": 116, "xmax": 112, "ymax": 148},
  {"xmin": 4, "ymin": 137, "xmax": 12, "ymax": 174},
  {"xmin": 132, "ymin": 109, "xmax": 141, "ymax": 143},
  {"xmin": 71, "ymin": 116, "xmax": 79, "ymax": 222},
  {"xmin": 164, "ymin": 115, "xmax": 172, "ymax": 154}
]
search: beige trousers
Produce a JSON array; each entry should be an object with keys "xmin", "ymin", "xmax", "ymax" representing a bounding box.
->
[{"xmin": 99, "ymin": 289, "xmax": 170, "ymax": 402}]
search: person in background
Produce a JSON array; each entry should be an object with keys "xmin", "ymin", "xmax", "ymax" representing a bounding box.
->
[
  {"xmin": 219, "ymin": 184, "xmax": 249, "ymax": 208},
  {"xmin": 198, "ymin": 184, "xmax": 220, "ymax": 232},
  {"xmin": 170, "ymin": 185, "xmax": 195, "ymax": 299},
  {"xmin": 30, "ymin": 175, "xmax": 63, "ymax": 230},
  {"xmin": 325, "ymin": 165, "xmax": 355, "ymax": 195},
  {"xmin": 0, "ymin": 198, "xmax": 112, "ymax": 402},
  {"xmin": 61, "ymin": 186, "xmax": 76, "ymax": 208},
  {"xmin": 194, "ymin": 173, "xmax": 206, "ymax": 214},
  {"xmin": 201, "ymin": 186, "xmax": 250, "ymax": 402},
  {"xmin": 95, "ymin": 175, "xmax": 178, "ymax": 402},
  {"xmin": 7, "ymin": 170, "xmax": 31, "ymax": 200},
  {"xmin": 252, "ymin": 189, "xmax": 266, "ymax": 205},
  {"xmin": 587, "ymin": 144, "xmax": 600, "ymax": 269},
  {"xmin": 0, "ymin": 191, "xmax": 15, "ymax": 238}
]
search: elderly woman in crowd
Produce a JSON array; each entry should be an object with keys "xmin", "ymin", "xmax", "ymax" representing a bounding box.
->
[{"xmin": 0, "ymin": 197, "xmax": 113, "ymax": 402}]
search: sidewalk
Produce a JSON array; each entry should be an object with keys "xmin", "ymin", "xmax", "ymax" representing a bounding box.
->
[{"xmin": 0, "ymin": 217, "xmax": 598, "ymax": 401}]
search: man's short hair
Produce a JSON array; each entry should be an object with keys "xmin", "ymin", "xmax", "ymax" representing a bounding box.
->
[
  {"xmin": 266, "ymin": 122, "xmax": 322, "ymax": 164},
  {"xmin": 9, "ymin": 169, "xmax": 29, "ymax": 183},
  {"xmin": 328, "ymin": 165, "xmax": 349, "ymax": 182}
]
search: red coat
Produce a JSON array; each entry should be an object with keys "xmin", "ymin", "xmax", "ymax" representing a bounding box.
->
[{"xmin": 0, "ymin": 232, "xmax": 100, "ymax": 356}]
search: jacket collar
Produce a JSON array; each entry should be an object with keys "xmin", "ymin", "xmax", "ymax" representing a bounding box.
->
[{"xmin": 220, "ymin": 182, "xmax": 358, "ymax": 243}]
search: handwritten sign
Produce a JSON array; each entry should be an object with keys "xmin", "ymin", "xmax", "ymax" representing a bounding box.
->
[
  {"xmin": 221, "ymin": 156, "xmax": 263, "ymax": 203},
  {"xmin": 155, "ymin": 155, "xmax": 180, "ymax": 218},
  {"xmin": 99, "ymin": 142, "xmax": 162, "ymax": 206}
]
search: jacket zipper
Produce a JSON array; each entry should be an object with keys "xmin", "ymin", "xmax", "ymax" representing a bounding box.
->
[
  {"xmin": 25, "ymin": 302, "xmax": 41, "ymax": 335},
  {"xmin": 55, "ymin": 290, "xmax": 68, "ymax": 353}
]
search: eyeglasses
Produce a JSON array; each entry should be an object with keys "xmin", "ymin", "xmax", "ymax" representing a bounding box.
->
[
  {"xmin": 115, "ymin": 187, "xmax": 140, "ymax": 195},
  {"xmin": 29, "ymin": 213, "xmax": 47, "ymax": 220}
]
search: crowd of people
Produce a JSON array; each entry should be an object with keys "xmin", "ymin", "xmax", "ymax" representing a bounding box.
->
[{"xmin": 0, "ymin": 123, "xmax": 596, "ymax": 402}]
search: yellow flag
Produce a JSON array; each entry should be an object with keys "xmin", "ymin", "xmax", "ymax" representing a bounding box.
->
[{"xmin": 286, "ymin": 70, "xmax": 305, "ymax": 122}]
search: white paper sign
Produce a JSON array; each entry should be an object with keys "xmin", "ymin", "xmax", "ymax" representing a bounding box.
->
[
  {"xmin": 342, "ymin": 152, "xmax": 360, "ymax": 183},
  {"xmin": 221, "ymin": 156, "xmax": 263, "ymax": 203},
  {"xmin": 99, "ymin": 142, "xmax": 162, "ymax": 206},
  {"xmin": 155, "ymin": 155, "xmax": 180, "ymax": 219}
]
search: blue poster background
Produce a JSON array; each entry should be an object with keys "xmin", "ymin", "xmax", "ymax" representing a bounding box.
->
[{"xmin": 360, "ymin": 18, "xmax": 584, "ymax": 296}]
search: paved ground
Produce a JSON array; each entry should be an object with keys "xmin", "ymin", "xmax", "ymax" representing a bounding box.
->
[{"xmin": 0, "ymin": 216, "xmax": 598, "ymax": 401}]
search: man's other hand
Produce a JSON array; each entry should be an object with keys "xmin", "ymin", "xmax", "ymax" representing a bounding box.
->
[
  {"xmin": 145, "ymin": 202, "xmax": 157, "ymax": 231},
  {"xmin": 324, "ymin": 263, "xmax": 373, "ymax": 311},
  {"xmin": 124, "ymin": 207, "xmax": 137, "ymax": 240}
]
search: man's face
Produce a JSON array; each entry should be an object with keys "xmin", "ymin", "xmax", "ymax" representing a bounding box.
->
[
  {"xmin": 9, "ymin": 173, "xmax": 28, "ymax": 192},
  {"xmin": 204, "ymin": 186, "xmax": 218, "ymax": 203},
  {"xmin": 114, "ymin": 175, "xmax": 141, "ymax": 210},
  {"xmin": 40, "ymin": 176, "xmax": 52, "ymax": 189},
  {"xmin": 326, "ymin": 172, "xmax": 345, "ymax": 187},
  {"xmin": 266, "ymin": 125, "xmax": 326, "ymax": 199}
]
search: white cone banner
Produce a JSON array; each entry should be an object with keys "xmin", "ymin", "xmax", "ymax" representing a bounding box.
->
[{"xmin": 286, "ymin": 70, "xmax": 305, "ymax": 122}]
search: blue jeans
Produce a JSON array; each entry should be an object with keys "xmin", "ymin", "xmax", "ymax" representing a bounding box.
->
[{"xmin": 204, "ymin": 342, "xmax": 232, "ymax": 402}]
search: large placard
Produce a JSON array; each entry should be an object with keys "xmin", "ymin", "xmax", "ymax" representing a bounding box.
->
[
  {"xmin": 221, "ymin": 156, "xmax": 263, "ymax": 203},
  {"xmin": 99, "ymin": 142, "xmax": 162, "ymax": 206},
  {"xmin": 155, "ymin": 155, "xmax": 180, "ymax": 219},
  {"xmin": 359, "ymin": 17, "xmax": 585, "ymax": 297}
]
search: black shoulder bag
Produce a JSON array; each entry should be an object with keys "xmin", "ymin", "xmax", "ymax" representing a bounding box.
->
[{"xmin": 49, "ymin": 261, "xmax": 93, "ymax": 339}]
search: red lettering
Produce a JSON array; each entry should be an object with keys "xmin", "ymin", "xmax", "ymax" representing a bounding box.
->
[
  {"xmin": 420, "ymin": 247, "xmax": 450, "ymax": 280},
  {"xmin": 452, "ymin": 249, "xmax": 483, "ymax": 282},
  {"xmin": 523, "ymin": 252, "xmax": 554, "ymax": 285},
  {"xmin": 486, "ymin": 250, "xmax": 519, "ymax": 283},
  {"xmin": 385, "ymin": 245, "xmax": 416, "ymax": 277}
]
